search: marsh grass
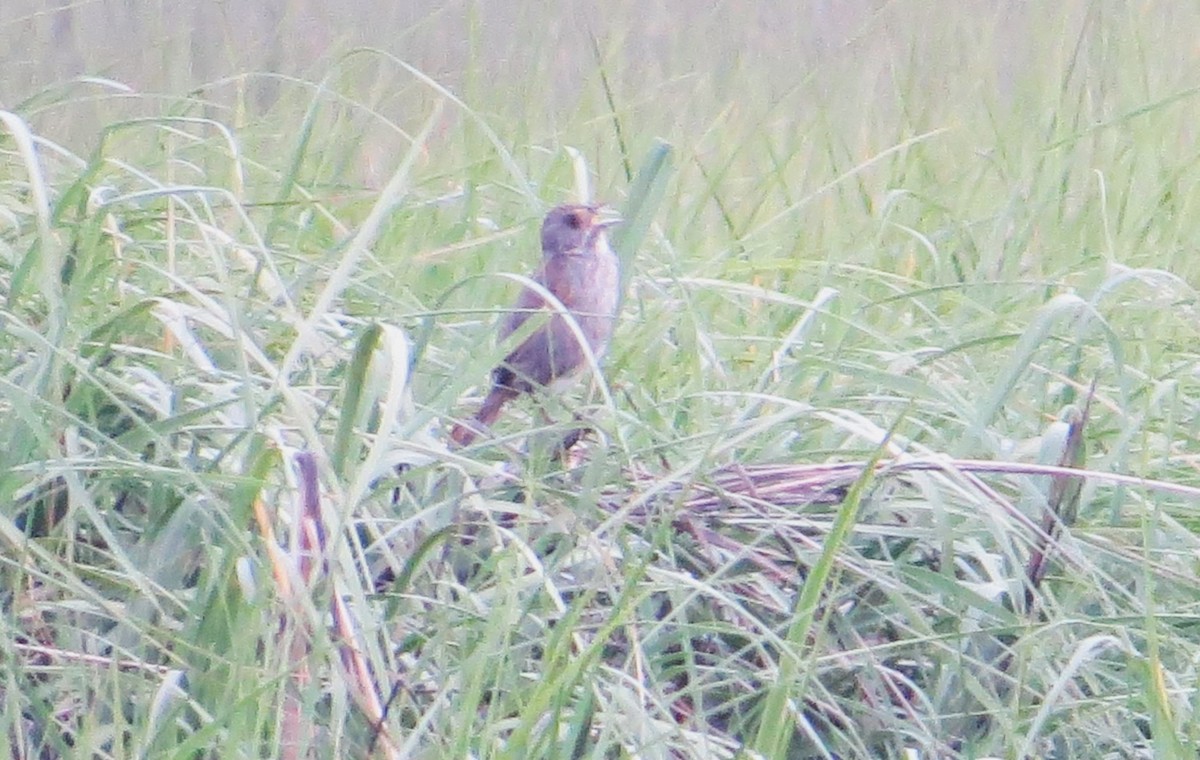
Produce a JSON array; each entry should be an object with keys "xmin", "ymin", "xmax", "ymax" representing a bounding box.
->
[{"xmin": 3, "ymin": 1, "xmax": 1200, "ymax": 757}]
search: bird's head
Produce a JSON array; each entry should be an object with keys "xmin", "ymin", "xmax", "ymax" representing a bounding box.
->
[{"xmin": 540, "ymin": 204, "xmax": 620, "ymax": 257}]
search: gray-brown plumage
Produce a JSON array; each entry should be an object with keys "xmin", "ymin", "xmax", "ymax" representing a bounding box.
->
[{"xmin": 450, "ymin": 204, "xmax": 621, "ymax": 446}]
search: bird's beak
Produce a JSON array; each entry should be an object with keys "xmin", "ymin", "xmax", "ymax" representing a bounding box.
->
[{"xmin": 591, "ymin": 204, "xmax": 622, "ymax": 230}]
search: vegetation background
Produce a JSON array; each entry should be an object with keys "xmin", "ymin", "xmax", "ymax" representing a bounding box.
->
[{"xmin": 3, "ymin": 1, "xmax": 1200, "ymax": 757}]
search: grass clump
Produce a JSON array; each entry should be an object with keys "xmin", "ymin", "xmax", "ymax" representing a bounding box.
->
[{"xmin": 4, "ymin": 3, "xmax": 1200, "ymax": 757}]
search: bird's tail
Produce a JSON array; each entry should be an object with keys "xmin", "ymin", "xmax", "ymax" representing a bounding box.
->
[{"xmin": 449, "ymin": 386, "xmax": 519, "ymax": 446}]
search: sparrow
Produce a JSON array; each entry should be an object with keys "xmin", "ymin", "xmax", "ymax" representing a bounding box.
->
[{"xmin": 450, "ymin": 204, "xmax": 621, "ymax": 447}]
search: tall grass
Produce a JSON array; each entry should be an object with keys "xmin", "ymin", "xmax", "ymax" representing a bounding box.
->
[{"xmin": 3, "ymin": 1, "xmax": 1200, "ymax": 757}]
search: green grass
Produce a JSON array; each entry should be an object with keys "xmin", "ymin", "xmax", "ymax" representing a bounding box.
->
[{"xmin": 4, "ymin": 1, "xmax": 1200, "ymax": 757}]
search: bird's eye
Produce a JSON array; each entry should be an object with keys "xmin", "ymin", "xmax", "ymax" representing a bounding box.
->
[{"xmin": 566, "ymin": 211, "xmax": 584, "ymax": 229}]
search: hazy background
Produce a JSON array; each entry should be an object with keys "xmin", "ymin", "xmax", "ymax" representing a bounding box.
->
[
  {"xmin": 6, "ymin": 0, "xmax": 1016, "ymax": 100},
  {"xmin": 3, "ymin": 1, "xmax": 1150, "ymax": 163},
  {"xmin": 6, "ymin": 1, "xmax": 1197, "ymax": 305}
]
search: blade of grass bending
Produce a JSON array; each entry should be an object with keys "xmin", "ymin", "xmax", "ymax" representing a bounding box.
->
[
  {"xmin": 1046, "ymin": 380, "xmax": 1093, "ymax": 528},
  {"xmin": 1025, "ymin": 381, "xmax": 1094, "ymax": 609},
  {"xmin": 612, "ymin": 140, "xmax": 672, "ymax": 304},
  {"xmin": 587, "ymin": 27, "xmax": 632, "ymax": 182},
  {"xmin": 976, "ymin": 293, "xmax": 1104, "ymax": 430},
  {"xmin": 501, "ymin": 551, "xmax": 653, "ymax": 760},
  {"xmin": 279, "ymin": 98, "xmax": 443, "ymax": 383},
  {"xmin": 332, "ymin": 324, "xmax": 383, "ymax": 477},
  {"xmin": 751, "ymin": 414, "xmax": 903, "ymax": 758},
  {"xmin": 1, "ymin": 111, "xmax": 64, "ymax": 397}
]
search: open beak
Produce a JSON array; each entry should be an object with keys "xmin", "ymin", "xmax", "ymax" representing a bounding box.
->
[{"xmin": 591, "ymin": 204, "xmax": 622, "ymax": 230}]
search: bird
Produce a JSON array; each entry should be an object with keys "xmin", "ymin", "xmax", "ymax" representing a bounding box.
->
[{"xmin": 450, "ymin": 203, "xmax": 621, "ymax": 447}]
